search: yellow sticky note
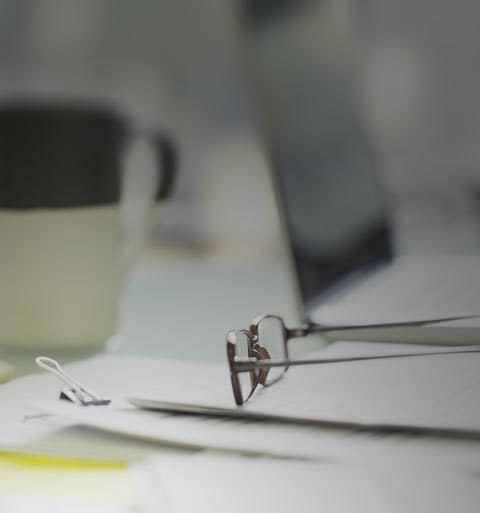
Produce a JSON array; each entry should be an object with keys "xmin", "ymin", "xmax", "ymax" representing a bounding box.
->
[{"xmin": 0, "ymin": 451, "xmax": 137, "ymax": 507}]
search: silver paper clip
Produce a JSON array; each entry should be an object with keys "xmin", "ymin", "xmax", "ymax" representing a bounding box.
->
[{"xmin": 35, "ymin": 356, "xmax": 111, "ymax": 406}]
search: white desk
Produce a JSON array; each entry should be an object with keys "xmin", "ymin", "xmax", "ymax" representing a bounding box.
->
[
  {"xmin": 2, "ymin": 245, "xmax": 480, "ymax": 512},
  {"xmin": 116, "ymin": 245, "xmax": 303, "ymax": 361},
  {"xmin": 0, "ymin": 243, "xmax": 303, "ymax": 375}
]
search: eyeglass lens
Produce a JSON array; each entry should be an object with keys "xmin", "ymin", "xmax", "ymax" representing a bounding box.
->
[
  {"xmin": 255, "ymin": 316, "xmax": 288, "ymax": 386},
  {"xmin": 232, "ymin": 330, "xmax": 260, "ymax": 404}
]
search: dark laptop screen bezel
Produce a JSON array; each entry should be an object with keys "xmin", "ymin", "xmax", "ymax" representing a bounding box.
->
[{"xmin": 238, "ymin": 0, "xmax": 393, "ymax": 317}]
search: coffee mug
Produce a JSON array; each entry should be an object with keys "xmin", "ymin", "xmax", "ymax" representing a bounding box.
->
[{"xmin": 0, "ymin": 100, "xmax": 176, "ymax": 350}]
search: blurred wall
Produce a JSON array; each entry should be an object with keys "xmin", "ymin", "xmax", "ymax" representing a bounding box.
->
[
  {"xmin": 357, "ymin": 0, "xmax": 480, "ymax": 252},
  {"xmin": 1, "ymin": 0, "xmax": 480, "ymax": 255},
  {"xmin": 0, "ymin": 0, "xmax": 280, "ymax": 255}
]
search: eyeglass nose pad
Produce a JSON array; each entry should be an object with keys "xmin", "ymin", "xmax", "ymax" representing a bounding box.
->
[{"xmin": 252, "ymin": 345, "xmax": 271, "ymax": 385}]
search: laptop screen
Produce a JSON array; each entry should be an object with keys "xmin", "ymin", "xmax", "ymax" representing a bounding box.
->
[{"xmin": 239, "ymin": 0, "xmax": 393, "ymax": 311}]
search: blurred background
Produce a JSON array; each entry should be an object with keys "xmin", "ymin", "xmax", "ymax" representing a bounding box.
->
[
  {"xmin": 1, "ymin": 0, "xmax": 479, "ymax": 254},
  {"xmin": 2, "ymin": 0, "xmax": 480, "ymax": 365}
]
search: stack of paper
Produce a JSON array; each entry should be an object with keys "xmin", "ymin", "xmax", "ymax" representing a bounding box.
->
[{"xmin": 31, "ymin": 341, "xmax": 480, "ymax": 458}]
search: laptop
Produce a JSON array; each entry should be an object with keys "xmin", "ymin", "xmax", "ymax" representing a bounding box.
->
[{"xmin": 239, "ymin": 0, "xmax": 480, "ymax": 343}]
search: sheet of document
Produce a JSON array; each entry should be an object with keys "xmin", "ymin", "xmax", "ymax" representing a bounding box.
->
[
  {"xmin": 6, "ymin": 349, "xmax": 480, "ymax": 512},
  {"xmin": 125, "ymin": 341, "xmax": 480, "ymax": 434},
  {"xmin": 136, "ymin": 453, "xmax": 389, "ymax": 513},
  {"xmin": 134, "ymin": 450, "xmax": 480, "ymax": 513},
  {"xmin": 312, "ymin": 255, "xmax": 480, "ymax": 326},
  {"xmin": 31, "ymin": 340, "xmax": 480, "ymax": 458}
]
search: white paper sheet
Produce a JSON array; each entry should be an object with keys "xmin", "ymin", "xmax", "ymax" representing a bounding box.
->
[
  {"xmin": 31, "ymin": 341, "xmax": 480, "ymax": 459},
  {"xmin": 312, "ymin": 255, "xmax": 480, "ymax": 325},
  {"xmin": 136, "ymin": 453, "xmax": 386, "ymax": 513},
  {"xmin": 7, "ymin": 348, "xmax": 480, "ymax": 512},
  {"xmin": 127, "ymin": 341, "xmax": 480, "ymax": 434},
  {"xmin": 134, "ymin": 450, "xmax": 480, "ymax": 513}
]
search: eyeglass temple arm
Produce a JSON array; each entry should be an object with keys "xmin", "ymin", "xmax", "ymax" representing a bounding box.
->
[
  {"xmin": 296, "ymin": 314, "xmax": 480, "ymax": 337},
  {"xmin": 233, "ymin": 347, "xmax": 480, "ymax": 373}
]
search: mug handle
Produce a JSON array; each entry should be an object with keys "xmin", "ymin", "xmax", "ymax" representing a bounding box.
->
[
  {"xmin": 152, "ymin": 134, "xmax": 177, "ymax": 201},
  {"xmin": 121, "ymin": 130, "xmax": 178, "ymax": 267}
]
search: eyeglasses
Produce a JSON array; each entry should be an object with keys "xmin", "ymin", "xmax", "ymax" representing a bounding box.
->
[{"xmin": 226, "ymin": 313, "xmax": 480, "ymax": 406}]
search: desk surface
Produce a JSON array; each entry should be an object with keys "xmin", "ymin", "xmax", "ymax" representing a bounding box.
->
[
  {"xmin": 0, "ymin": 243, "xmax": 303, "ymax": 376},
  {"xmin": 2, "ymin": 245, "xmax": 480, "ymax": 512}
]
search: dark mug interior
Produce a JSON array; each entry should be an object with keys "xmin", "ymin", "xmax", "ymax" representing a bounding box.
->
[
  {"xmin": 0, "ymin": 102, "xmax": 129, "ymax": 209},
  {"xmin": 0, "ymin": 100, "xmax": 176, "ymax": 209}
]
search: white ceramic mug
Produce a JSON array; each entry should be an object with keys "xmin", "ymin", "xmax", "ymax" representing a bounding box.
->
[{"xmin": 0, "ymin": 100, "xmax": 176, "ymax": 350}]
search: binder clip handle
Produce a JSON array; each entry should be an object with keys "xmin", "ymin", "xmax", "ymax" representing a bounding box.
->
[{"xmin": 36, "ymin": 356, "xmax": 111, "ymax": 406}]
